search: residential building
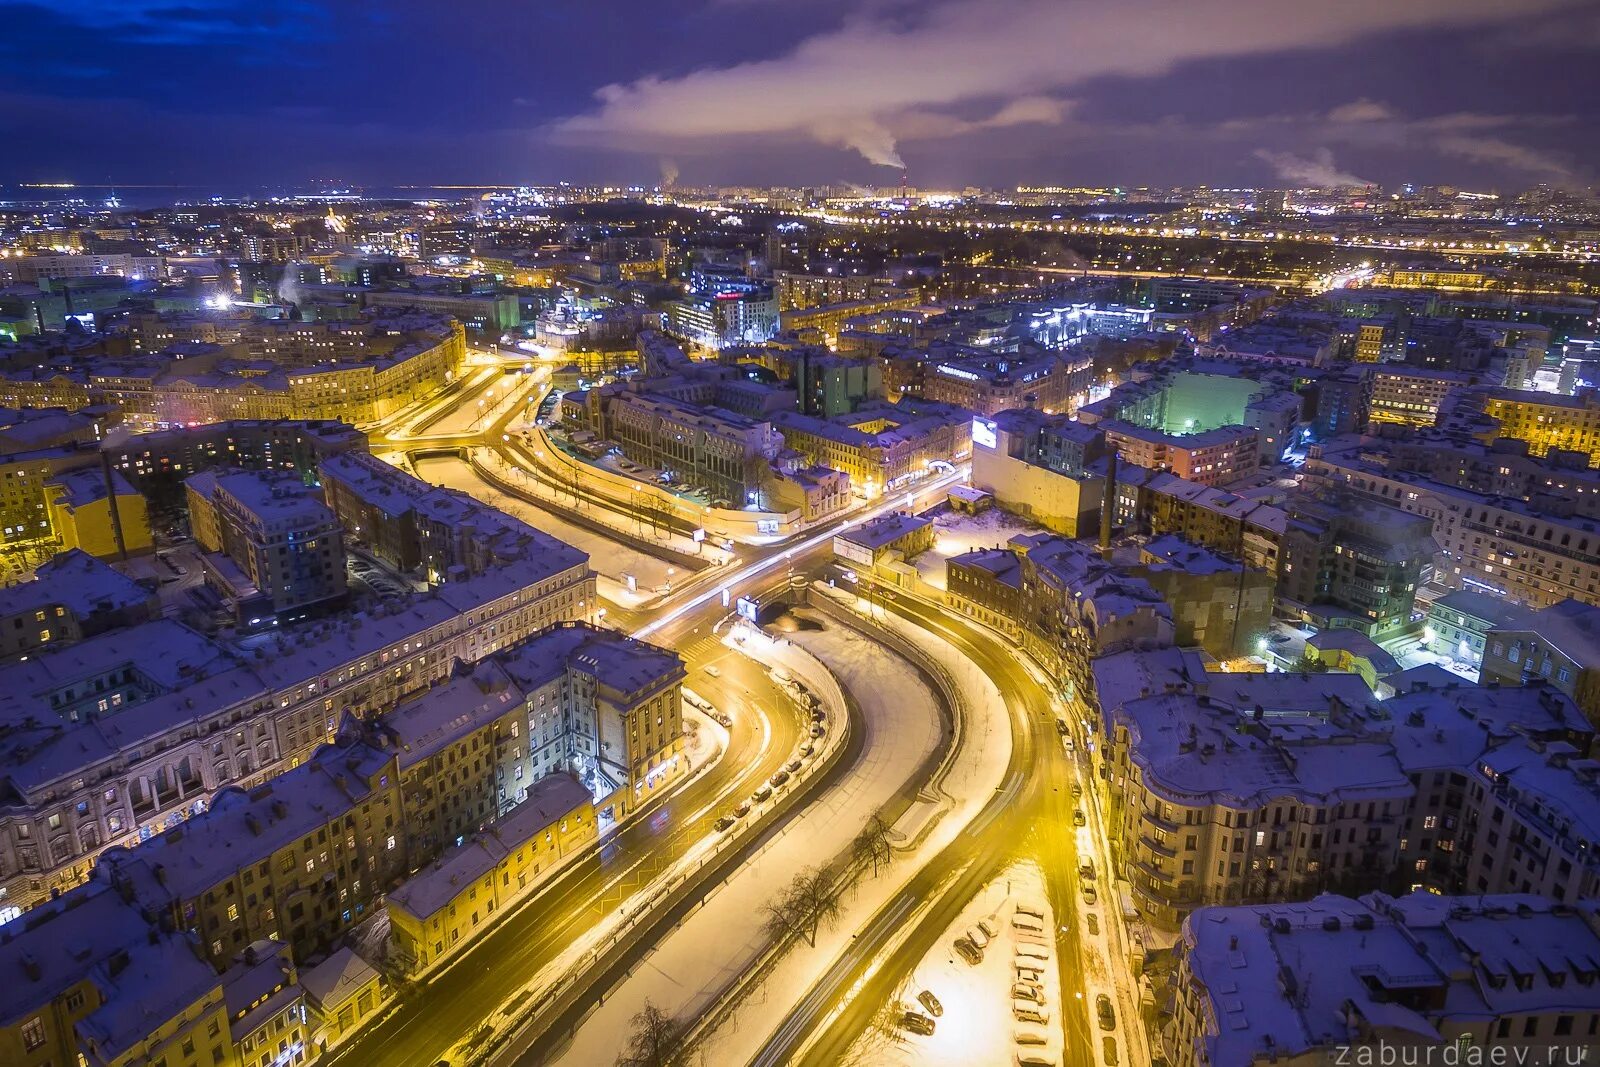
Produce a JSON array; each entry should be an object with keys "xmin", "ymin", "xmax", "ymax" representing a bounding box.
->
[
  {"xmin": 1126, "ymin": 535, "xmax": 1274, "ymax": 659},
  {"xmin": 1277, "ymin": 493, "xmax": 1437, "ymax": 638},
  {"xmin": 1165, "ymin": 891, "xmax": 1600, "ymax": 1067},
  {"xmin": 45, "ymin": 466, "xmax": 153, "ymax": 560},
  {"xmin": 0, "ymin": 549, "xmax": 158, "ymax": 660},
  {"xmin": 186, "ymin": 469, "xmax": 347, "ymax": 622},
  {"xmin": 1481, "ymin": 598, "xmax": 1600, "ymax": 727},
  {"xmin": 1426, "ymin": 590, "xmax": 1533, "ymax": 671},
  {"xmin": 779, "ymin": 293, "xmax": 922, "ymax": 347},
  {"xmin": 1101, "ymin": 421, "xmax": 1259, "ymax": 487},
  {"xmin": 774, "ymin": 402, "xmax": 971, "ymax": 499},
  {"xmin": 385, "ymin": 773, "xmax": 595, "ymax": 974}
]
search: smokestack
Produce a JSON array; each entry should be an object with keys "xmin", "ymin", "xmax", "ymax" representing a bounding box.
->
[
  {"xmin": 1099, "ymin": 450, "xmax": 1119, "ymax": 551},
  {"xmin": 100, "ymin": 449, "xmax": 129, "ymax": 561}
]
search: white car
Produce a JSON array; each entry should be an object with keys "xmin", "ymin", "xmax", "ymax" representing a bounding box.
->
[{"xmin": 704, "ymin": 665, "xmax": 721, "ymax": 678}]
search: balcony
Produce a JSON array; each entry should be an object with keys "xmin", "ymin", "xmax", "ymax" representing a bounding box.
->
[
  {"xmin": 1140, "ymin": 834, "xmax": 1178, "ymax": 859},
  {"xmin": 1140, "ymin": 806, "xmax": 1181, "ymax": 834}
]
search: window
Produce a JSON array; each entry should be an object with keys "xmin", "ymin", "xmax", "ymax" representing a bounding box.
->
[{"xmin": 21, "ymin": 1016, "xmax": 45, "ymax": 1050}]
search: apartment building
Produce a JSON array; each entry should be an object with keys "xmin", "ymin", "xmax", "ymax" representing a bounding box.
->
[
  {"xmin": 1165, "ymin": 891, "xmax": 1600, "ymax": 1067},
  {"xmin": 385, "ymin": 773, "xmax": 594, "ymax": 974},
  {"xmin": 1102, "ymin": 421, "xmax": 1259, "ymax": 488},
  {"xmin": 605, "ymin": 391, "xmax": 781, "ymax": 506},
  {"xmin": 319, "ymin": 451, "xmax": 580, "ymax": 583},
  {"xmin": 1278, "ymin": 492, "xmax": 1437, "ymax": 639},
  {"xmin": 1481, "ymin": 387, "xmax": 1600, "ymax": 465},
  {"xmin": 1481, "ymin": 598, "xmax": 1600, "ymax": 726},
  {"xmin": 96, "ymin": 736, "xmax": 404, "ymax": 969},
  {"xmin": 186, "ymin": 469, "xmax": 347, "ymax": 621},
  {"xmin": 1307, "ymin": 437, "xmax": 1600, "ymax": 611},
  {"xmin": 773, "ymin": 403, "xmax": 971, "ymax": 498}
]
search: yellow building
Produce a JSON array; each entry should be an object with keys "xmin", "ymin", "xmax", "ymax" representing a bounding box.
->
[
  {"xmin": 1481, "ymin": 387, "xmax": 1600, "ymax": 465},
  {"xmin": 386, "ymin": 773, "xmax": 596, "ymax": 975},
  {"xmin": 45, "ymin": 466, "xmax": 153, "ymax": 559},
  {"xmin": 778, "ymin": 293, "xmax": 923, "ymax": 347},
  {"xmin": 300, "ymin": 947, "xmax": 384, "ymax": 1055}
]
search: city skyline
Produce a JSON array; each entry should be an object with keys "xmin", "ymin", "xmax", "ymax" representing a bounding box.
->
[{"xmin": 4, "ymin": 0, "xmax": 1598, "ymax": 190}]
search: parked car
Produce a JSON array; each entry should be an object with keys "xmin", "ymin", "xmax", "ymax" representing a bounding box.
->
[
  {"xmin": 1086, "ymin": 913, "xmax": 1100, "ymax": 936},
  {"xmin": 967, "ymin": 926, "xmax": 990, "ymax": 949},
  {"xmin": 1019, "ymin": 1055, "xmax": 1057, "ymax": 1067},
  {"xmin": 1082, "ymin": 883, "xmax": 1098, "ymax": 905},
  {"xmin": 917, "ymin": 990, "xmax": 944, "ymax": 1018},
  {"xmin": 954, "ymin": 937, "xmax": 983, "ymax": 965},
  {"xmin": 1013, "ymin": 1005, "xmax": 1049, "ymax": 1025},
  {"xmin": 1103, "ymin": 1036, "xmax": 1119, "ymax": 1065},
  {"xmin": 810, "ymin": 724, "xmax": 825, "ymax": 738},
  {"xmin": 1015, "ymin": 943, "xmax": 1049, "ymax": 961},
  {"xmin": 1073, "ymin": 809, "xmax": 1087, "ymax": 827},
  {"xmin": 752, "ymin": 785, "xmax": 773, "ymax": 802},
  {"xmin": 733, "ymin": 801, "xmax": 751, "ymax": 817},
  {"xmin": 1012, "ymin": 914, "xmax": 1043, "ymax": 933},
  {"xmin": 1096, "ymin": 994, "xmax": 1116, "ymax": 1031},
  {"xmin": 1055, "ymin": 718, "xmax": 1069, "ymax": 736},
  {"xmin": 1071, "ymin": 783, "xmax": 1083, "ymax": 798},
  {"xmin": 901, "ymin": 1010, "xmax": 935, "ymax": 1036},
  {"xmin": 786, "ymin": 759, "xmax": 802, "ymax": 773},
  {"xmin": 1014, "ymin": 1028, "xmax": 1048, "ymax": 1047},
  {"xmin": 977, "ymin": 918, "xmax": 999, "ymax": 939},
  {"xmin": 1016, "ymin": 903, "xmax": 1045, "ymax": 921},
  {"xmin": 714, "ymin": 816, "xmax": 734, "ymax": 832},
  {"xmin": 1012, "ymin": 982, "xmax": 1044, "ymax": 1004},
  {"xmin": 769, "ymin": 770, "xmax": 790, "ymax": 787}
]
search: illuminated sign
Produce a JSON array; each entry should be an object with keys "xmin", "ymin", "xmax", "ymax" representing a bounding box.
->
[
  {"xmin": 972, "ymin": 417, "xmax": 998, "ymax": 450},
  {"xmin": 936, "ymin": 364, "xmax": 981, "ymax": 381}
]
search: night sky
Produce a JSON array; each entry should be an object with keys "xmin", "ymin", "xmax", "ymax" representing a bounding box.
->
[{"xmin": 4, "ymin": 0, "xmax": 1598, "ymax": 190}]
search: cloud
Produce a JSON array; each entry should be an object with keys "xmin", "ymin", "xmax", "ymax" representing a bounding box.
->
[
  {"xmin": 1327, "ymin": 98, "xmax": 1397, "ymax": 124},
  {"xmin": 551, "ymin": 0, "xmax": 1566, "ymax": 166},
  {"xmin": 1431, "ymin": 134, "xmax": 1575, "ymax": 181},
  {"xmin": 1254, "ymin": 148, "xmax": 1373, "ymax": 187}
]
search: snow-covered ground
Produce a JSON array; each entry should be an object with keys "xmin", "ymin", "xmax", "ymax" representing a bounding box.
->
[
  {"xmin": 913, "ymin": 507, "xmax": 1049, "ymax": 592},
  {"xmin": 688, "ymin": 590, "xmax": 1017, "ymax": 1066},
  {"xmin": 548, "ymin": 617, "xmax": 945, "ymax": 1067},
  {"xmin": 411, "ymin": 455, "xmax": 675, "ymax": 608},
  {"xmin": 842, "ymin": 862, "xmax": 1063, "ymax": 1067}
]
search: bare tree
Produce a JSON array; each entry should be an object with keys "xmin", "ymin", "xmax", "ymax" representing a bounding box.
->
[
  {"xmin": 762, "ymin": 867, "xmax": 843, "ymax": 948},
  {"xmin": 793, "ymin": 867, "xmax": 843, "ymax": 945},
  {"xmin": 852, "ymin": 814, "xmax": 894, "ymax": 877},
  {"xmin": 617, "ymin": 1000, "xmax": 680, "ymax": 1067}
]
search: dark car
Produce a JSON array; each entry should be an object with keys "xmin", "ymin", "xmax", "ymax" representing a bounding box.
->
[
  {"xmin": 1096, "ymin": 994, "xmax": 1116, "ymax": 1031},
  {"xmin": 1055, "ymin": 718, "xmax": 1069, "ymax": 736},
  {"xmin": 917, "ymin": 990, "xmax": 944, "ymax": 1017},
  {"xmin": 786, "ymin": 759, "xmax": 802, "ymax": 772},
  {"xmin": 1073, "ymin": 808, "xmax": 1087, "ymax": 827},
  {"xmin": 954, "ymin": 936, "xmax": 983, "ymax": 965},
  {"xmin": 769, "ymin": 770, "xmax": 790, "ymax": 787},
  {"xmin": 810, "ymin": 724, "xmax": 825, "ymax": 738},
  {"xmin": 901, "ymin": 1010, "xmax": 935, "ymax": 1036},
  {"xmin": 714, "ymin": 815, "xmax": 735, "ymax": 832}
]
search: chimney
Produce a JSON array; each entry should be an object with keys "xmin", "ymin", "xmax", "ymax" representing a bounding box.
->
[{"xmin": 1100, "ymin": 450, "xmax": 1120, "ymax": 551}]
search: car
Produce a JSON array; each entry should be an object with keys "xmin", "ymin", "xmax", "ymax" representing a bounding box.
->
[
  {"xmin": 977, "ymin": 918, "xmax": 999, "ymax": 940},
  {"xmin": 810, "ymin": 708, "xmax": 825, "ymax": 722},
  {"xmin": 1015, "ymin": 964, "xmax": 1044, "ymax": 983},
  {"xmin": 714, "ymin": 816, "xmax": 735, "ymax": 831},
  {"xmin": 703, "ymin": 665, "xmax": 720, "ymax": 678},
  {"xmin": 1016, "ymin": 903, "xmax": 1046, "ymax": 921},
  {"xmin": 1103, "ymin": 1036, "xmax": 1119, "ymax": 1065},
  {"xmin": 799, "ymin": 742, "xmax": 814, "ymax": 757},
  {"xmin": 1018, "ymin": 1055, "xmax": 1057, "ymax": 1067},
  {"xmin": 1086, "ymin": 913, "xmax": 1100, "ymax": 936},
  {"xmin": 1063, "ymin": 735, "xmax": 1075, "ymax": 751},
  {"xmin": 1014, "ymin": 1028, "xmax": 1048, "ymax": 1047},
  {"xmin": 733, "ymin": 801, "xmax": 751, "ymax": 817},
  {"xmin": 1082, "ymin": 883, "xmax": 1099, "ymax": 905},
  {"xmin": 901, "ymin": 1010, "xmax": 935, "ymax": 1037},
  {"xmin": 752, "ymin": 785, "xmax": 773, "ymax": 802},
  {"xmin": 1079, "ymin": 860, "xmax": 1096, "ymax": 881},
  {"xmin": 1012, "ymin": 1005, "xmax": 1049, "ymax": 1025},
  {"xmin": 967, "ymin": 926, "xmax": 990, "ymax": 949},
  {"xmin": 810, "ymin": 724, "xmax": 825, "ymax": 738},
  {"xmin": 916, "ymin": 990, "xmax": 943, "ymax": 1017},
  {"xmin": 1070, "ymin": 783, "xmax": 1083, "ymax": 798},
  {"xmin": 1073, "ymin": 809, "xmax": 1087, "ymax": 827},
  {"xmin": 1096, "ymin": 994, "xmax": 1116, "ymax": 1031},
  {"xmin": 1015, "ymin": 943, "xmax": 1049, "ymax": 961},
  {"xmin": 954, "ymin": 937, "xmax": 983, "ymax": 965},
  {"xmin": 1055, "ymin": 718, "xmax": 1069, "ymax": 736},
  {"xmin": 769, "ymin": 770, "xmax": 790, "ymax": 787},
  {"xmin": 1012, "ymin": 914, "xmax": 1043, "ymax": 933},
  {"xmin": 1012, "ymin": 982, "xmax": 1044, "ymax": 1004}
]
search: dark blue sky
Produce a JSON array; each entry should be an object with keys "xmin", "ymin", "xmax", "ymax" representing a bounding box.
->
[{"xmin": 3, "ymin": 0, "xmax": 1597, "ymax": 191}]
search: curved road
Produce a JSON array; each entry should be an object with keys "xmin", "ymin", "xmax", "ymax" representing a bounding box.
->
[{"xmin": 752, "ymin": 587, "xmax": 1097, "ymax": 1067}]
